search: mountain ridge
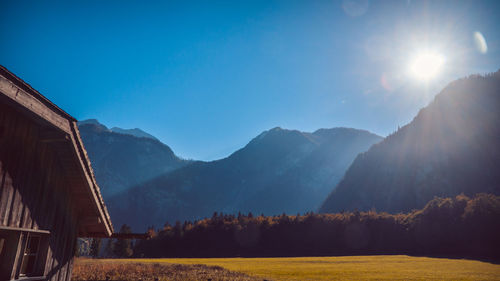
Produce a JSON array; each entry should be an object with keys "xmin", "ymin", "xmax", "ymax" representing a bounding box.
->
[
  {"xmin": 106, "ymin": 126, "xmax": 382, "ymax": 230},
  {"xmin": 78, "ymin": 119, "xmax": 159, "ymax": 141},
  {"xmin": 320, "ymin": 71, "xmax": 500, "ymax": 213}
]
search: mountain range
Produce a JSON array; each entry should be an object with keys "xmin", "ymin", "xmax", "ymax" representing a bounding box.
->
[
  {"xmin": 78, "ymin": 122, "xmax": 382, "ymax": 231},
  {"xmin": 78, "ymin": 71, "xmax": 500, "ymax": 231},
  {"xmin": 108, "ymin": 127, "xmax": 382, "ymax": 230}
]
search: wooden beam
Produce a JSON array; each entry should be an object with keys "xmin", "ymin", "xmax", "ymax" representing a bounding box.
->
[
  {"xmin": 79, "ymin": 232, "xmax": 151, "ymax": 239},
  {"xmin": 12, "ymin": 276, "xmax": 46, "ymax": 281},
  {"xmin": 112, "ymin": 233, "xmax": 151, "ymax": 239},
  {"xmin": 68, "ymin": 122, "xmax": 113, "ymax": 237},
  {"xmin": 12, "ymin": 232, "xmax": 25, "ymax": 280},
  {"xmin": 0, "ymin": 75, "xmax": 71, "ymax": 135},
  {"xmin": 0, "ymin": 225, "xmax": 50, "ymax": 234},
  {"xmin": 0, "ymin": 65, "xmax": 75, "ymax": 120}
]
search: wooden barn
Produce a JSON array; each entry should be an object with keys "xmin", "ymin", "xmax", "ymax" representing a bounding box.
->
[{"xmin": 0, "ymin": 65, "xmax": 113, "ymax": 281}]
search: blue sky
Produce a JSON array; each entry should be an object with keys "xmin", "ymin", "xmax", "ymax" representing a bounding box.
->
[{"xmin": 1, "ymin": 0, "xmax": 499, "ymax": 160}]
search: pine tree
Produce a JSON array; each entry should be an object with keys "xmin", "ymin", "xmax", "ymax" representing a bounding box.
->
[
  {"xmin": 103, "ymin": 238, "xmax": 114, "ymax": 258},
  {"xmin": 173, "ymin": 221, "xmax": 183, "ymax": 238},
  {"xmin": 89, "ymin": 238, "xmax": 102, "ymax": 258},
  {"xmin": 113, "ymin": 224, "xmax": 133, "ymax": 258}
]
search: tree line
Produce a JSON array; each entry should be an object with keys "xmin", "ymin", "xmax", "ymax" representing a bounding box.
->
[
  {"xmin": 134, "ymin": 193, "xmax": 499, "ymax": 260},
  {"xmin": 85, "ymin": 193, "xmax": 500, "ymax": 261}
]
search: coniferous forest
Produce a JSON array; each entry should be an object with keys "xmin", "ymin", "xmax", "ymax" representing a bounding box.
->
[{"xmin": 130, "ymin": 193, "xmax": 500, "ymax": 260}]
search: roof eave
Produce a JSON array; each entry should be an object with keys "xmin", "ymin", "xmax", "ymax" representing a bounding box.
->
[{"xmin": 0, "ymin": 65, "xmax": 113, "ymax": 237}]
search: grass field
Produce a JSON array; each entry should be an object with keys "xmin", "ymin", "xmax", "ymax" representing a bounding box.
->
[
  {"xmin": 75, "ymin": 255, "xmax": 500, "ymax": 281},
  {"xmin": 73, "ymin": 259, "xmax": 260, "ymax": 281}
]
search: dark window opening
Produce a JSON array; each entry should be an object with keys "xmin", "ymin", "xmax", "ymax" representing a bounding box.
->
[
  {"xmin": 19, "ymin": 234, "xmax": 41, "ymax": 277},
  {"xmin": 0, "ymin": 228, "xmax": 49, "ymax": 280}
]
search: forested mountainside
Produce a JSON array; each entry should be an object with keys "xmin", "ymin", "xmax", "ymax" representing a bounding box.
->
[
  {"xmin": 78, "ymin": 120, "xmax": 190, "ymax": 197},
  {"xmin": 108, "ymin": 127, "xmax": 382, "ymax": 231},
  {"xmin": 320, "ymin": 71, "xmax": 500, "ymax": 213}
]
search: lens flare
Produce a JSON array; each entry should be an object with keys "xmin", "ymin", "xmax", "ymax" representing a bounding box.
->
[
  {"xmin": 410, "ymin": 52, "xmax": 445, "ymax": 81},
  {"xmin": 473, "ymin": 31, "xmax": 488, "ymax": 54}
]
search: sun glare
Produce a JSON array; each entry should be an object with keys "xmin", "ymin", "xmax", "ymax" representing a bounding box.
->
[{"xmin": 410, "ymin": 51, "xmax": 445, "ymax": 81}]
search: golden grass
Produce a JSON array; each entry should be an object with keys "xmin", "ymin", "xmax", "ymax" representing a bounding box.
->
[{"xmin": 75, "ymin": 255, "xmax": 500, "ymax": 281}]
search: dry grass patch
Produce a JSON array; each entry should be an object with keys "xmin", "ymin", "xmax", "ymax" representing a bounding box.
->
[{"xmin": 73, "ymin": 258, "xmax": 262, "ymax": 281}]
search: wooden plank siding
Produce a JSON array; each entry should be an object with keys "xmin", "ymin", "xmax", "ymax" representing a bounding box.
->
[
  {"xmin": 0, "ymin": 67, "xmax": 113, "ymax": 237},
  {"xmin": 0, "ymin": 102, "xmax": 80, "ymax": 281}
]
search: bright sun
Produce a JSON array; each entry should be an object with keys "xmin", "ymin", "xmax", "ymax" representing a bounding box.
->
[{"xmin": 410, "ymin": 51, "xmax": 445, "ymax": 81}]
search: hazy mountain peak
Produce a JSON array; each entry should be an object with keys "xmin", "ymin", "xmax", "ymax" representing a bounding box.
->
[
  {"xmin": 78, "ymin": 119, "xmax": 159, "ymax": 141},
  {"xmin": 249, "ymin": 127, "xmax": 311, "ymax": 150},
  {"xmin": 78, "ymin": 118, "xmax": 106, "ymax": 127},
  {"xmin": 78, "ymin": 119, "xmax": 108, "ymax": 131},
  {"xmin": 314, "ymin": 127, "xmax": 358, "ymax": 135},
  {"xmin": 255, "ymin": 127, "xmax": 284, "ymax": 141},
  {"xmin": 110, "ymin": 127, "xmax": 159, "ymax": 141},
  {"xmin": 313, "ymin": 127, "xmax": 381, "ymax": 139}
]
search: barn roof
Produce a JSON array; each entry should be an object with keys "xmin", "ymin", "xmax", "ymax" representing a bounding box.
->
[{"xmin": 0, "ymin": 65, "xmax": 113, "ymax": 237}]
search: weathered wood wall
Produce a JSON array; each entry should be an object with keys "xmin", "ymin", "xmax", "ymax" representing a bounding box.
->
[{"xmin": 0, "ymin": 100, "xmax": 78, "ymax": 281}]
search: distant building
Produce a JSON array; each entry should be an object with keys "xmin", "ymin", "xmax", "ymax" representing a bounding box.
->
[{"xmin": 0, "ymin": 65, "xmax": 113, "ymax": 281}]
